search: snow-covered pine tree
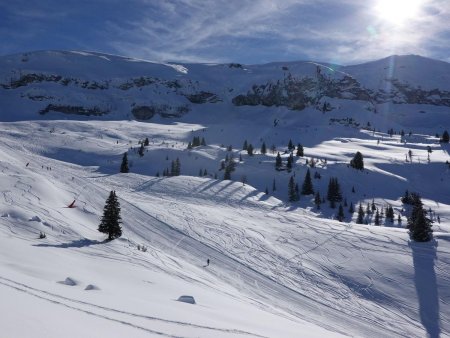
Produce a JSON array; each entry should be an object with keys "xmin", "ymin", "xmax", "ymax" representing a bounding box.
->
[{"xmin": 98, "ymin": 191, "xmax": 122, "ymax": 240}]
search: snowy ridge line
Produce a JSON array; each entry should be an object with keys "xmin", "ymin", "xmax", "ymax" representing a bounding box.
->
[
  {"xmin": 116, "ymin": 191, "xmax": 406, "ymax": 338},
  {"xmin": 0, "ymin": 276, "xmax": 267, "ymax": 338}
]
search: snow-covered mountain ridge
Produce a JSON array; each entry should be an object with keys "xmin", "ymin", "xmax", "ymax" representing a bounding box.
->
[{"xmin": 1, "ymin": 50, "xmax": 450, "ymax": 122}]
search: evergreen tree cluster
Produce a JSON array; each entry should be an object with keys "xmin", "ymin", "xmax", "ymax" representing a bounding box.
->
[
  {"xmin": 406, "ymin": 193, "xmax": 433, "ymax": 242},
  {"xmin": 163, "ymin": 158, "xmax": 181, "ymax": 177},
  {"xmin": 326, "ymin": 177, "xmax": 342, "ymax": 208},
  {"xmin": 223, "ymin": 154, "xmax": 236, "ymax": 180},
  {"xmin": 98, "ymin": 191, "xmax": 122, "ymax": 240},
  {"xmin": 188, "ymin": 136, "xmax": 206, "ymax": 149}
]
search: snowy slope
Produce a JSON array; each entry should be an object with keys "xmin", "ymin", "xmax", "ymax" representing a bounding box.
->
[{"xmin": 0, "ymin": 118, "xmax": 449, "ymax": 337}]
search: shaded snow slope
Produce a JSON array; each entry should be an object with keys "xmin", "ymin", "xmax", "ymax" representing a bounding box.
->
[{"xmin": 0, "ymin": 119, "xmax": 449, "ymax": 337}]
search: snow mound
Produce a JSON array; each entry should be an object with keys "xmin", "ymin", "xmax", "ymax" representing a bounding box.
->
[
  {"xmin": 29, "ymin": 216, "xmax": 42, "ymax": 222},
  {"xmin": 177, "ymin": 295, "xmax": 196, "ymax": 304},
  {"xmin": 84, "ymin": 284, "xmax": 100, "ymax": 291},
  {"xmin": 58, "ymin": 277, "xmax": 78, "ymax": 286}
]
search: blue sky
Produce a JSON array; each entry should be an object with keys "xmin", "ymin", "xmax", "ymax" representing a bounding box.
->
[{"xmin": 1, "ymin": 0, "xmax": 449, "ymax": 65}]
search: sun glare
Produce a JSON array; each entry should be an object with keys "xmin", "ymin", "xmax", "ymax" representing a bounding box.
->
[{"xmin": 375, "ymin": 0, "xmax": 422, "ymax": 25}]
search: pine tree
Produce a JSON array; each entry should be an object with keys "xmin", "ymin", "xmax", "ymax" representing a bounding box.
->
[
  {"xmin": 371, "ymin": 199, "xmax": 376, "ymax": 212},
  {"xmin": 260, "ymin": 142, "xmax": 267, "ymax": 155},
  {"xmin": 374, "ymin": 209, "xmax": 381, "ymax": 225},
  {"xmin": 337, "ymin": 204, "xmax": 344, "ymax": 222},
  {"xmin": 288, "ymin": 176, "xmax": 297, "ymax": 202},
  {"xmin": 243, "ymin": 140, "xmax": 248, "ymax": 150},
  {"xmin": 120, "ymin": 153, "xmax": 129, "ymax": 173},
  {"xmin": 286, "ymin": 153, "xmax": 293, "ymax": 171},
  {"xmin": 301, "ymin": 168, "xmax": 314, "ymax": 195},
  {"xmin": 356, "ymin": 203, "xmax": 365, "ymax": 224},
  {"xmin": 326, "ymin": 177, "xmax": 342, "ymax": 208},
  {"xmin": 441, "ymin": 130, "xmax": 449, "ymax": 143},
  {"xmin": 386, "ymin": 205, "xmax": 394, "ymax": 222},
  {"xmin": 407, "ymin": 193, "xmax": 433, "ymax": 242},
  {"xmin": 138, "ymin": 143, "xmax": 145, "ymax": 157},
  {"xmin": 144, "ymin": 137, "xmax": 149, "ymax": 146},
  {"xmin": 175, "ymin": 158, "xmax": 181, "ymax": 176},
  {"xmin": 348, "ymin": 202, "xmax": 354, "ymax": 213},
  {"xmin": 350, "ymin": 151, "xmax": 364, "ymax": 170},
  {"xmin": 275, "ymin": 152, "xmax": 282, "ymax": 170},
  {"xmin": 98, "ymin": 191, "xmax": 122, "ymax": 240},
  {"xmin": 247, "ymin": 144, "xmax": 254, "ymax": 156},
  {"xmin": 201, "ymin": 137, "xmax": 206, "ymax": 146},
  {"xmin": 223, "ymin": 165, "xmax": 231, "ymax": 180},
  {"xmin": 265, "ymin": 187, "xmax": 269, "ymax": 195},
  {"xmin": 314, "ymin": 191, "xmax": 321, "ymax": 209},
  {"xmin": 288, "ymin": 139, "xmax": 294, "ymax": 151},
  {"xmin": 296, "ymin": 144, "xmax": 304, "ymax": 157},
  {"xmin": 401, "ymin": 190, "xmax": 411, "ymax": 204}
]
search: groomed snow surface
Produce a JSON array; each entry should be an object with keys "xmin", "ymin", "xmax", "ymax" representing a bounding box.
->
[{"xmin": 0, "ymin": 119, "xmax": 449, "ymax": 338}]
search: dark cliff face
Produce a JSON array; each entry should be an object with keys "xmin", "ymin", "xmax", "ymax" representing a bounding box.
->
[{"xmin": 232, "ymin": 71, "xmax": 450, "ymax": 111}]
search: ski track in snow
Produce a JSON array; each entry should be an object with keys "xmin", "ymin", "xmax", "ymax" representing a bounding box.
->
[{"xmin": 0, "ymin": 276, "xmax": 266, "ymax": 338}]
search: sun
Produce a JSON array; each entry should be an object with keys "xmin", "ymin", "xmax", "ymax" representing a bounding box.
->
[{"xmin": 375, "ymin": 0, "xmax": 422, "ymax": 25}]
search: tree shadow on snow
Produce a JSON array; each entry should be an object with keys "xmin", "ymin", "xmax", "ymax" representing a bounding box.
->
[
  {"xmin": 34, "ymin": 238, "xmax": 106, "ymax": 248},
  {"xmin": 410, "ymin": 240, "xmax": 441, "ymax": 338}
]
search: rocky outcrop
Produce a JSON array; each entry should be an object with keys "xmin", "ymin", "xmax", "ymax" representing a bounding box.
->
[
  {"xmin": 185, "ymin": 91, "xmax": 220, "ymax": 103},
  {"xmin": 131, "ymin": 104, "xmax": 189, "ymax": 120},
  {"xmin": 39, "ymin": 104, "xmax": 108, "ymax": 116}
]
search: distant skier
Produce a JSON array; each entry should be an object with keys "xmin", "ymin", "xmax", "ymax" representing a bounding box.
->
[
  {"xmin": 204, "ymin": 258, "xmax": 210, "ymax": 267},
  {"xmin": 26, "ymin": 162, "xmax": 29, "ymax": 167}
]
